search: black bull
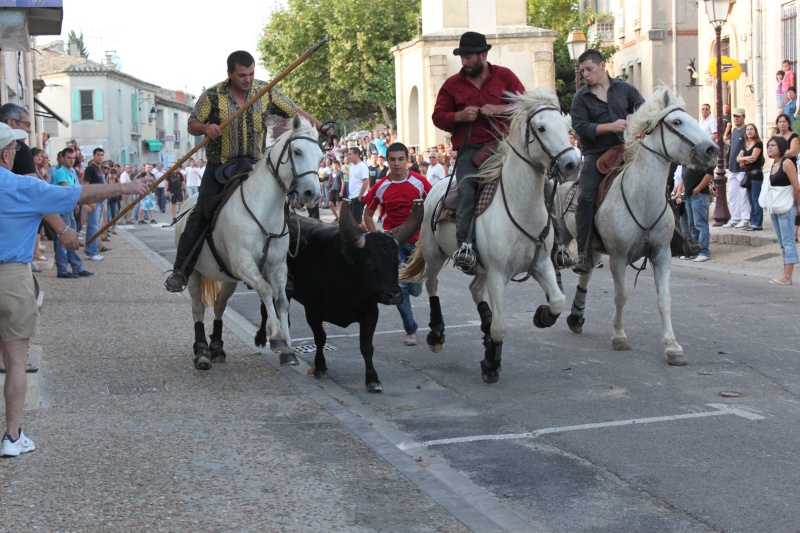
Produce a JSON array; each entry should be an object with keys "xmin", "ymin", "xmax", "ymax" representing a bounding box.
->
[{"xmin": 256, "ymin": 199, "xmax": 424, "ymax": 392}]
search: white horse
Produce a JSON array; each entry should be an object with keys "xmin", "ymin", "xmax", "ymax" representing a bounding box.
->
[
  {"xmin": 402, "ymin": 88, "xmax": 582, "ymax": 383},
  {"xmin": 175, "ymin": 114, "xmax": 322, "ymax": 369},
  {"xmin": 552, "ymin": 87, "xmax": 718, "ymax": 365}
]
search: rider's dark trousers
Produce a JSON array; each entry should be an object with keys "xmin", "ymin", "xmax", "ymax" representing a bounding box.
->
[
  {"xmin": 173, "ymin": 163, "xmax": 222, "ymax": 277},
  {"xmin": 575, "ymin": 153, "xmax": 603, "ymax": 260},
  {"xmin": 455, "ymin": 144, "xmax": 484, "ymax": 246}
]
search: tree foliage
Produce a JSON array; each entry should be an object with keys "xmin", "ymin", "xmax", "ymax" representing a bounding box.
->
[
  {"xmin": 258, "ymin": 0, "xmax": 420, "ymax": 128},
  {"xmin": 527, "ymin": 0, "xmax": 617, "ymax": 112},
  {"xmin": 67, "ymin": 30, "xmax": 89, "ymax": 59}
]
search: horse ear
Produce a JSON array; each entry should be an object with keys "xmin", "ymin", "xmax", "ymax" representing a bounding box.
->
[
  {"xmin": 292, "ymin": 113, "xmax": 303, "ymax": 131},
  {"xmin": 662, "ymin": 88, "xmax": 671, "ymax": 108}
]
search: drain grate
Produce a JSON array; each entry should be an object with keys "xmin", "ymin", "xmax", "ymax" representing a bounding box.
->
[
  {"xmin": 745, "ymin": 252, "xmax": 781, "ymax": 262},
  {"xmin": 292, "ymin": 343, "xmax": 338, "ymax": 354},
  {"xmin": 107, "ymin": 384, "xmax": 168, "ymax": 395}
]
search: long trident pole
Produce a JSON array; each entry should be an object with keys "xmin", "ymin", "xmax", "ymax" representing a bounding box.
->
[{"xmin": 88, "ymin": 35, "xmax": 330, "ymax": 245}]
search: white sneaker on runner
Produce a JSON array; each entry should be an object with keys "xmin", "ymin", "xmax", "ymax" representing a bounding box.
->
[{"xmin": 1, "ymin": 429, "xmax": 35, "ymax": 457}]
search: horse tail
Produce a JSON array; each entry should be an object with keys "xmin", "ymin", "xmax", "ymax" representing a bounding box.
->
[
  {"xmin": 399, "ymin": 244, "xmax": 426, "ymax": 283},
  {"xmin": 201, "ymin": 275, "xmax": 222, "ymax": 308}
]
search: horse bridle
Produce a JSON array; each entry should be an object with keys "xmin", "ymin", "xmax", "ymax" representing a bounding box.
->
[
  {"xmin": 264, "ymin": 134, "xmax": 320, "ymax": 198},
  {"xmin": 507, "ymin": 106, "xmax": 575, "ymax": 183},
  {"xmin": 637, "ymin": 107, "xmax": 698, "ymax": 165}
]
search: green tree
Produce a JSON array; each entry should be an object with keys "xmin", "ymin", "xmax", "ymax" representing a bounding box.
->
[
  {"xmin": 66, "ymin": 30, "xmax": 89, "ymax": 59},
  {"xmin": 258, "ymin": 0, "xmax": 420, "ymax": 127},
  {"xmin": 527, "ymin": 0, "xmax": 616, "ymax": 112}
]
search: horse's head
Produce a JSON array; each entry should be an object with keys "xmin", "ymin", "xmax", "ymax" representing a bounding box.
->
[
  {"xmin": 507, "ymin": 88, "xmax": 581, "ymax": 183},
  {"xmin": 625, "ymin": 87, "xmax": 719, "ymax": 169},
  {"xmin": 267, "ymin": 114, "xmax": 323, "ymax": 209}
]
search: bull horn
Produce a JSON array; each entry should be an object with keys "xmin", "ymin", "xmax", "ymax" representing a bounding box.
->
[
  {"xmin": 339, "ymin": 199, "xmax": 365, "ymax": 248},
  {"xmin": 388, "ymin": 199, "xmax": 424, "ymax": 245}
]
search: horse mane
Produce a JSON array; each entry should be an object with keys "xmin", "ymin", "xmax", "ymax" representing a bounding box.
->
[
  {"xmin": 622, "ymin": 85, "xmax": 685, "ymax": 162},
  {"xmin": 473, "ymin": 88, "xmax": 561, "ymax": 183}
]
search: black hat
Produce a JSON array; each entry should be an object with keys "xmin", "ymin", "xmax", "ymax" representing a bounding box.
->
[{"xmin": 453, "ymin": 32, "xmax": 492, "ymax": 56}]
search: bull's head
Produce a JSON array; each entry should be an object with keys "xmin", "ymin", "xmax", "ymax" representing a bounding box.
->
[{"xmin": 338, "ymin": 199, "xmax": 425, "ymax": 306}]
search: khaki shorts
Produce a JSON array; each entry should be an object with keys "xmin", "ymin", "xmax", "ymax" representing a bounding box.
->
[{"xmin": 0, "ymin": 263, "xmax": 39, "ymax": 341}]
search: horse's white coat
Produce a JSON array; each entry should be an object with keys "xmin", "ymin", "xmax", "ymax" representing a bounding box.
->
[
  {"xmin": 414, "ymin": 88, "xmax": 581, "ymax": 353},
  {"xmin": 554, "ymin": 87, "xmax": 719, "ymax": 364},
  {"xmin": 175, "ymin": 115, "xmax": 323, "ymax": 350}
]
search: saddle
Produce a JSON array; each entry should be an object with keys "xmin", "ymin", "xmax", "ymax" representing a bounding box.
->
[
  {"xmin": 215, "ymin": 157, "xmax": 257, "ymax": 185},
  {"xmin": 434, "ymin": 178, "xmax": 500, "ymax": 224}
]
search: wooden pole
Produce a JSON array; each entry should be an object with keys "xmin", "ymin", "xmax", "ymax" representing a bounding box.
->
[{"xmin": 88, "ymin": 35, "xmax": 330, "ymax": 245}]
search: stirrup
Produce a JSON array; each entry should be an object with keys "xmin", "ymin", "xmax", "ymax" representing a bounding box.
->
[
  {"xmin": 571, "ymin": 254, "xmax": 592, "ymax": 276},
  {"xmin": 554, "ymin": 245, "xmax": 576, "ymax": 270},
  {"xmin": 164, "ymin": 270, "xmax": 188, "ymax": 293},
  {"xmin": 452, "ymin": 243, "xmax": 477, "ymax": 274}
]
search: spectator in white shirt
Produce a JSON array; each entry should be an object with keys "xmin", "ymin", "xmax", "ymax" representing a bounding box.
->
[
  {"xmin": 699, "ymin": 103, "xmax": 718, "ymax": 143},
  {"xmin": 426, "ymin": 151, "xmax": 446, "ymax": 186},
  {"xmin": 184, "ymin": 158, "xmax": 203, "ymax": 197}
]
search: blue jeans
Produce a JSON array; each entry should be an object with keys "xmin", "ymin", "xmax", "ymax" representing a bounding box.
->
[
  {"xmin": 85, "ymin": 202, "xmax": 103, "ymax": 256},
  {"xmin": 771, "ymin": 205, "xmax": 799, "ymax": 264},
  {"xmin": 54, "ymin": 213, "xmax": 84, "ymax": 274},
  {"xmin": 748, "ymin": 180, "xmax": 763, "ymax": 228},
  {"xmin": 396, "ymin": 242, "xmax": 419, "ymax": 335},
  {"xmin": 686, "ymin": 193, "xmax": 711, "ymax": 257},
  {"xmin": 187, "ymin": 185, "xmax": 199, "ymax": 197},
  {"xmin": 107, "ymin": 199, "xmax": 120, "ymax": 225}
]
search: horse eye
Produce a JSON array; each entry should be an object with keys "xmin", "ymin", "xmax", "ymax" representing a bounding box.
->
[
  {"xmin": 672, "ymin": 119, "xmax": 682, "ymax": 125},
  {"xmin": 294, "ymin": 148, "xmax": 302, "ymax": 156},
  {"xmin": 537, "ymin": 125, "xmax": 546, "ymax": 132}
]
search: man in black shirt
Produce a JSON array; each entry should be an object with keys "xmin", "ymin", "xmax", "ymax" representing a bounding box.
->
[
  {"xmin": 82, "ymin": 148, "xmax": 108, "ymax": 260},
  {"xmin": 682, "ymin": 166, "xmax": 714, "ymax": 261},
  {"xmin": 569, "ymin": 50, "xmax": 644, "ymax": 275}
]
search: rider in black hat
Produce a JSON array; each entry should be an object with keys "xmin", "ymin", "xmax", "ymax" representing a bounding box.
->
[{"xmin": 432, "ymin": 31, "xmax": 525, "ymax": 274}]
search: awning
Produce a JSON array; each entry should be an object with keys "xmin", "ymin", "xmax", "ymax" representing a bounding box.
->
[
  {"xmin": 34, "ymin": 97, "xmax": 68, "ymax": 127},
  {"xmin": 144, "ymin": 139, "xmax": 163, "ymax": 151}
]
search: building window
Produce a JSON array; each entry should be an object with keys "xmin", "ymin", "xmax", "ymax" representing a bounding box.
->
[
  {"xmin": 783, "ymin": 2, "xmax": 797, "ymax": 72},
  {"xmin": 80, "ymin": 90, "xmax": 93, "ymax": 120}
]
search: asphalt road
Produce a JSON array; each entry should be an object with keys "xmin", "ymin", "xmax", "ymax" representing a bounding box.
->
[{"xmin": 132, "ymin": 217, "xmax": 800, "ymax": 533}]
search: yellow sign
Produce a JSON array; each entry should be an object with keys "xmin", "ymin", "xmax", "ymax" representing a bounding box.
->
[{"xmin": 708, "ymin": 56, "xmax": 743, "ymax": 82}]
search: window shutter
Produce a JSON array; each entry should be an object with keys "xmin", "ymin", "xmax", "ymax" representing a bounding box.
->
[
  {"xmin": 93, "ymin": 90, "xmax": 104, "ymax": 121},
  {"xmin": 131, "ymin": 93, "xmax": 139, "ymax": 123},
  {"xmin": 71, "ymin": 90, "xmax": 81, "ymax": 122}
]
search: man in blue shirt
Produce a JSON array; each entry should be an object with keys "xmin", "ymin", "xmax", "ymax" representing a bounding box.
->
[
  {"xmin": 783, "ymin": 86, "xmax": 797, "ymax": 127},
  {"xmin": 52, "ymin": 147, "xmax": 92, "ymax": 279},
  {"xmin": 0, "ymin": 123, "xmax": 152, "ymax": 457}
]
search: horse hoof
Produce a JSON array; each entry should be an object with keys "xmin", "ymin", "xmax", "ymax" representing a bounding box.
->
[
  {"xmin": 480, "ymin": 359, "xmax": 501, "ymax": 384},
  {"xmin": 366, "ymin": 381, "xmax": 384, "ymax": 393},
  {"xmin": 612, "ymin": 338, "xmax": 631, "ymax": 351},
  {"xmin": 426, "ymin": 330, "xmax": 445, "ymax": 347},
  {"xmin": 209, "ymin": 341, "xmax": 226, "ymax": 363},
  {"xmin": 314, "ymin": 369, "xmax": 328, "ymax": 379},
  {"xmin": 279, "ymin": 353, "xmax": 299, "ymax": 366},
  {"xmin": 193, "ymin": 343, "xmax": 212, "ymax": 370},
  {"xmin": 429, "ymin": 344, "xmax": 442, "ymax": 353},
  {"xmin": 667, "ymin": 352, "xmax": 688, "ymax": 366},
  {"xmin": 254, "ymin": 331, "xmax": 267, "ymax": 348},
  {"xmin": 566, "ymin": 313, "xmax": 584, "ymax": 334},
  {"xmin": 533, "ymin": 305, "xmax": 559, "ymax": 329}
]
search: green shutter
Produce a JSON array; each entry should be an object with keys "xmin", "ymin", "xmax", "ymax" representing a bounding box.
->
[
  {"xmin": 93, "ymin": 90, "xmax": 103, "ymax": 121},
  {"xmin": 131, "ymin": 93, "xmax": 139, "ymax": 123},
  {"xmin": 121, "ymin": 150, "xmax": 127, "ymax": 164},
  {"xmin": 71, "ymin": 90, "xmax": 81, "ymax": 122}
]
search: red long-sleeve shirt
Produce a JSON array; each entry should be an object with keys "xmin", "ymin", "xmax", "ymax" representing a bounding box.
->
[{"xmin": 432, "ymin": 63, "xmax": 525, "ymax": 150}]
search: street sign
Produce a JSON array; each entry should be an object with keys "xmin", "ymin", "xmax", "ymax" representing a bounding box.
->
[{"xmin": 708, "ymin": 56, "xmax": 743, "ymax": 82}]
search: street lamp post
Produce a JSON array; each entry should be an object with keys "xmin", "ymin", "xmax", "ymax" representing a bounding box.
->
[
  {"xmin": 705, "ymin": 0, "xmax": 733, "ymax": 226},
  {"xmin": 566, "ymin": 28, "xmax": 588, "ymax": 92}
]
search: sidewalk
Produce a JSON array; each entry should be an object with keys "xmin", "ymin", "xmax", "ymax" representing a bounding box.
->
[{"xmin": 0, "ymin": 229, "xmax": 470, "ymax": 532}]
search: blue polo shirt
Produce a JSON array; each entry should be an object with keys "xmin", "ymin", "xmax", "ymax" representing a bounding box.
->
[{"xmin": 0, "ymin": 166, "xmax": 81, "ymax": 263}]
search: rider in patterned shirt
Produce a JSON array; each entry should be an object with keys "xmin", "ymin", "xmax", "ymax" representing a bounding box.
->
[{"xmin": 165, "ymin": 50, "xmax": 330, "ymax": 292}]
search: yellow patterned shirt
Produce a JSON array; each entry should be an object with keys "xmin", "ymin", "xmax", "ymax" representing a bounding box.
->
[{"xmin": 190, "ymin": 79, "xmax": 297, "ymax": 164}]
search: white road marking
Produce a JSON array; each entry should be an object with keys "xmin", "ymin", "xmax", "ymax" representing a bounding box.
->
[{"xmin": 397, "ymin": 404, "xmax": 764, "ymax": 451}]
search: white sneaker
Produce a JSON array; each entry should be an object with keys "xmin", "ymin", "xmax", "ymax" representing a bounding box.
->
[
  {"xmin": 734, "ymin": 220, "xmax": 750, "ymax": 229},
  {"xmin": 85, "ymin": 254, "xmax": 105, "ymax": 261},
  {"xmin": 694, "ymin": 255, "xmax": 710, "ymax": 262},
  {"xmin": 404, "ymin": 333, "xmax": 418, "ymax": 346},
  {"xmin": 1, "ymin": 429, "xmax": 35, "ymax": 457},
  {"xmin": 721, "ymin": 220, "xmax": 740, "ymax": 228},
  {"xmin": 679, "ymin": 255, "xmax": 695, "ymax": 260}
]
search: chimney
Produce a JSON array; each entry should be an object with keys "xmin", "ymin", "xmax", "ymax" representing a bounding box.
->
[
  {"xmin": 106, "ymin": 55, "xmax": 115, "ymax": 68},
  {"xmin": 175, "ymin": 90, "xmax": 184, "ymax": 104},
  {"xmin": 68, "ymin": 38, "xmax": 80, "ymax": 57}
]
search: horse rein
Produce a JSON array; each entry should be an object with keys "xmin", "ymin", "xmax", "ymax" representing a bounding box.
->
[
  {"xmin": 265, "ymin": 134, "xmax": 321, "ymax": 197},
  {"xmin": 507, "ymin": 106, "xmax": 575, "ymax": 184}
]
